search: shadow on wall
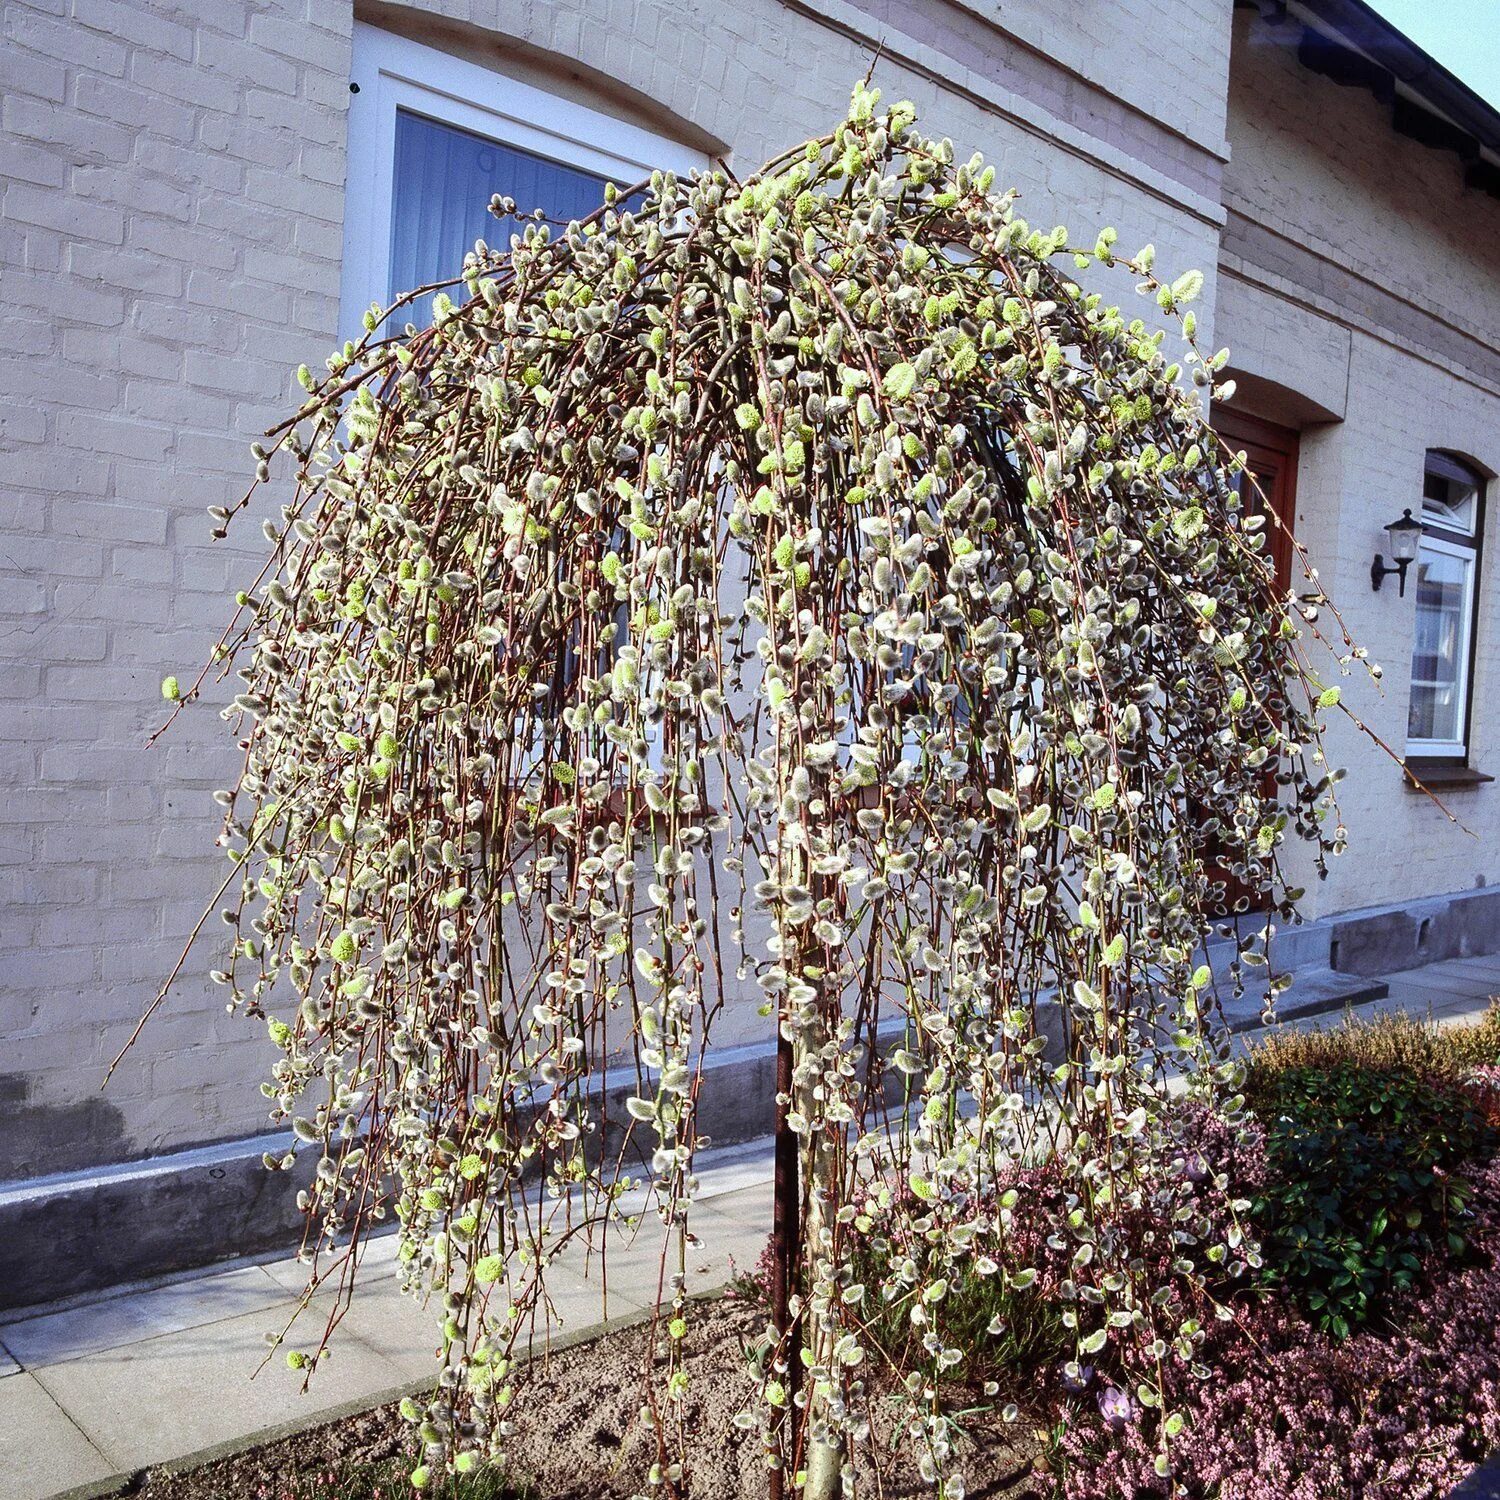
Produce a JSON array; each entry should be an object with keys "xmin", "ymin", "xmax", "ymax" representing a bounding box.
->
[{"xmin": 0, "ymin": 1073, "xmax": 129, "ymax": 1183}]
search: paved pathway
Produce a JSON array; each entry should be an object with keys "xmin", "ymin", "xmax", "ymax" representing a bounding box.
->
[{"xmin": 4, "ymin": 955, "xmax": 1499, "ymax": 1500}]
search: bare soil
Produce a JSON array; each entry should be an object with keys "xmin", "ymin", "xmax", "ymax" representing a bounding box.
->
[{"xmin": 124, "ymin": 1297, "xmax": 1047, "ymax": 1500}]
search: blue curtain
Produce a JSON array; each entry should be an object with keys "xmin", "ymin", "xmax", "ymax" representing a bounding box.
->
[{"xmin": 388, "ymin": 109, "xmax": 618, "ymax": 301}]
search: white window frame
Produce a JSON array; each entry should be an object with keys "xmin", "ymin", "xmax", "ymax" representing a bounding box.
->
[
  {"xmin": 340, "ymin": 24, "xmax": 708, "ymax": 342},
  {"xmin": 1407, "ymin": 528, "xmax": 1478, "ymax": 759}
]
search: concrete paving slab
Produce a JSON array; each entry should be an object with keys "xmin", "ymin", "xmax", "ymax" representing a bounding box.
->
[
  {"xmin": 31, "ymin": 1303, "xmax": 410, "ymax": 1474},
  {"xmin": 0, "ymin": 1373, "xmax": 114, "ymax": 1500},
  {"xmin": 0, "ymin": 1341, "xmax": 19, "ymax": 1378},
  {"xmin": 546, "ymin": 1206, "xmax": 764, "ymax": 1308},
  {"xmin": 1443, "ymin": 950, "xmax": 1500, "ymax": 969},
  {"xmin": 701, "ymin": 1180, "xmax": 773, "ymax": 1231},
  {"xmin": 1434, "ymin": 957, "xmax": 1500, "ymax": 985},
  {"xmin": 1451, "ymin": 1452, "xmax": 1500, "ymax": 1497},
  {"xmin": 258, "ymin": 1233, "xmax": 657, "ymax": 1383},
  {"xmin": 1367, "ymin": 980, "xmax": 1448, "ymax": 1017},
  {"xmin": 1381, "ymin": 962, "xmax": 1497, "ymax": 994},
  {"xmin": 0, "ymin": 1262, "xmax": 285, "ymax": 1371},
  {"xmin": 297, "ymin": 1279, "xmax": 448, "ymax": 1387},
  {"xmin": 695, "ymin": 1146, "xmax": 776, "ymax": 1203}
]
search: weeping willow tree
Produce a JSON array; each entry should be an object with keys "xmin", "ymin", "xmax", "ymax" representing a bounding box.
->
[{"xmin": 141, "ymin": 83, "xmax": 1376, "ymax": 1499}]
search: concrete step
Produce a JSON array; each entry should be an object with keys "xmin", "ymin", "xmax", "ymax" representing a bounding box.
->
[{"xmin": 1219, "ymin": 967, "xmax": 1390, "ymax": 1034}]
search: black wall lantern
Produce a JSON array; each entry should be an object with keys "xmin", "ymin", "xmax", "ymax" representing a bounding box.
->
[{"xmin": 1371, "ymin": 508, "xmax": 1422, "ymax": 595}]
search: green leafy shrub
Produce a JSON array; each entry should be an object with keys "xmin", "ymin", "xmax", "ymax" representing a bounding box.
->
[{"xmin": 1248, "ymin": 1061, "xmax": 1497, "ymax": 1337}]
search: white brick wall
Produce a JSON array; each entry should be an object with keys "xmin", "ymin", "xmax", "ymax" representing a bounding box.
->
[
  {"xmin": 939, "ymin": 0, "xmax": 1234, "ymax": 153},
  {"xmin": 0, "ymin": 0, "xmax": 1230, "ymax": 1176},
  {"xmin": 0, "ymin": 0, "xmax": 352, "ymax": 1176},
  {"xmin": 1219, "ymin": 8, "xmax": 1500, "ymax": 921}
]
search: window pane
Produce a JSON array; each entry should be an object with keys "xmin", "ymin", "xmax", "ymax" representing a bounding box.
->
[
  {"xmin": 1407, "ymin": 544, "xmax": 1472, "ymax": 746},
  {"xmin": 388, "ymin": 110, "xmax": 616, "ymax": 302},
  {"xmin": 1421, "ymin": 467, "xmax": 1478, "ymax": 536}
]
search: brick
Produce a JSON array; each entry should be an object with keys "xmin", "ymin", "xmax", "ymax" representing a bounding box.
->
[
  {"xmin": 134, "ymin": 137, "xmax": 243, "ymax": 195},
  {"xmin": 239, "ymin": 167, "xmax": 342, "ymax": 224},
  {"xmin": 110, "ymin": 544, "xmax": 174, "ymax": 586},
  {"xmin": 79, "ymin": 167, "xmax": 195, "ymax": 224},
  {"xmin": 73, "ymin": 74, "xmax": 196, "ymax": 141},
  {"xmin": 243, "ymin": 89, "xmax": 344, "ymax": 145},
  {"xmin": 51, "ymin": 578, "xmax": 172, "ymax": 626},
  {"xmin": 185, "ymin": 266, "xmax": 292, "ymax": 322},
  {"xmin": 0, "ymin": 403, "xmax": 48, "ymax": 445},
  {"xmin": 62, "ymin": 329, "xmax": 184, "ymax": 383},
  {"xmin": 3, "ymin": 95, "xmax": 135, "ymax": 162},
  {"xmin": 126, "ymin": 48, "xmax": 229, "ymax": 112},
  {"xmin": 9, "ymin": 9, "xmax": 128, "ymax": 75},
  {"xmin": 69, "ymin": 243, "xmax": 185, "ymax": 297},
  {"xmin": 303, "ymin": 63, "xmax": 353, "ymax": 113},
  {"xmin": 70, "ymin": 0, "xmax": 195, "ymax": 61},
  {"xmin": 119, "ymin": 378, "xmax": 230, "ymax": 427},
  {"xmin": 198, "ymin": 114, "xmax": 299, "ymax": 171},
  {"xmin": 126, "ymin": 216, "xmax": 238, "ymax": 274},
  {"xmin": 0, "ymin": 534, "xmax": 105, "ymax": 578},
  {"xmin": 3, "ymin": 183, "xmax": 125, "ymax": 246},
  {"xmin": 182, "ymin": 348, "xmax": 284, "ymax": 398},
  {"xmin": 196, "ymin": 30, "xmax": 300, "ymax": 97},
  {"xmin": 0, "ymin": 949, "xmax": 101, "ymax": 994},
  {"xmin": 0, "ymin": 42, "xmax": 66, "ymax": 103},
  {"xmin": 53, "ymin": 497, "xmax": 169, "ymax": 545},
  {"xmin": 17, "ymin": 223, "xmax": 63, "ymax": 274},
  {"xmin": 4, "ymin": 445, "xmax": 112, "ymax": 496},
  {"xmin": 0, "ymin": 313, "xmax": 56, "ymax": 357},
  {"xmin": 0, "ymin": 663, "xmax": 43, "ymax": 697},
  {"xmin": 0, "ymin": 354, "xmax": 120, "ymax": 409},
  {"xmin": 1, "ymin": 264, "xmax": 125, "ymax": 326},
  {"xmin": 243, "ymin": 10, "xmax": 316, "ymax": 61},
  {"xmin": 54, "ymin": 409, "xmax": 171, "ymax": 462},
  {"xmin": 3, "ymin": 140, "xmax": 67, "ymax": 189}
]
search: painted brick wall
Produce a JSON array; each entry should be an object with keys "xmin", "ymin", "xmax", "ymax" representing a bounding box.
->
[
  {"xmin": 0, "ymin": 0, "xmax": 1229, "ymax": 1178},
  {"xmin": 1218, "ymin": 8, "xmax": 1500, "ymax": 921},
  {"xmin": 937, "ymin": 0, "xmax": 1234, "ymax": 153},
  {"xmin": 0, "ymin": 0, "xmax": 353, "ymax": 1177}
]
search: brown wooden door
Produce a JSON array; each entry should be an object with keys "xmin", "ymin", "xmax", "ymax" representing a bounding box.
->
[
  {"xmin": 1205, "ymin": 410, "xmax": 1300, "ymax": 913},
  {"xmin": 1215, "ymin": 408, "xmax": 1298, "ymax": 595}
]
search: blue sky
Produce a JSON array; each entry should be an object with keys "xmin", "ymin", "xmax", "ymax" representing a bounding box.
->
[{"xmin": 1367, "ymin": 0, "xmax": 1500, "ymax": 110}]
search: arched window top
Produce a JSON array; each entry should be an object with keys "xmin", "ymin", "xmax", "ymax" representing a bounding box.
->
[{"xmin": 1422, "ymin": 449, "xmax": 1485, "ymax": 539}]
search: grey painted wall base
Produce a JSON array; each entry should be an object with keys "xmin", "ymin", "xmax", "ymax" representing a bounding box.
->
[
  {"xmin": 0, "ymin": 1130, "xmax": 313, "ymax": 1312},
  {"xmin": 4, "ymin": 884, "xmax": 1498, "ymax": 1314},
  {"xmin": 1206, "ymin": 882, "xmax": 1500, "ymax": 981}
]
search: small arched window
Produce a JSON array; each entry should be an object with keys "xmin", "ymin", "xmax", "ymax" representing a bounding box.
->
[{"xmin": 1407, "ymin": 451, "xmax": 1485, "ymax": 763}]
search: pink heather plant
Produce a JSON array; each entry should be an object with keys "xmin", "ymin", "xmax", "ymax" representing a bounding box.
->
[{"xmin": 1059, "ymin": 1150, "xmax": 1500, "ymax": 1499}]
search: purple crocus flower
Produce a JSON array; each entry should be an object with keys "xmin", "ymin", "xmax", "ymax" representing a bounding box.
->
[{"xmin": 1097, "ymin": 1384, "xmax": 1137, "ymax": 1431}]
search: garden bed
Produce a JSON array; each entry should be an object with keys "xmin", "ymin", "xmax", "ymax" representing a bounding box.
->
[
  {"xmin": 120, "ymin": 1296, "xmax": 1043, "ymax": 1500},
  {"xmin": 120, "ymin": 1009, "xmax": 1500, "ymax": 1500}
]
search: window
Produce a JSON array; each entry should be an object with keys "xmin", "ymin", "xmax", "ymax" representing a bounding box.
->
[
  {"xmin": 1407, "ymin": 451, "xmax": 1485, "ymax": 762},
  {"xmin": 340, "ymin": 25, "xmax": 706, "ymax": 339},
  {"xmin": 340, "ymin": 29, "xmax": 708, "ymax": 788}
]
